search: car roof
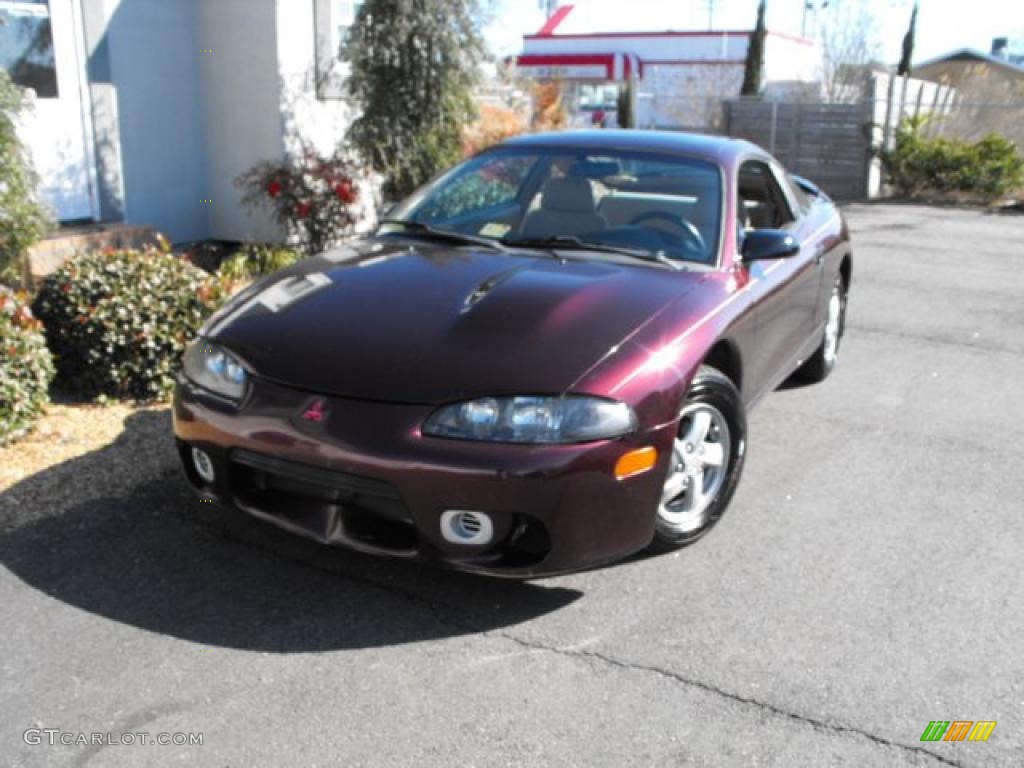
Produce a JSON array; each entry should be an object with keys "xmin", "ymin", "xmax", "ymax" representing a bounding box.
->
[{"xmin": 499, "ymin": 130, "xmax": 765, "ymax": 164}]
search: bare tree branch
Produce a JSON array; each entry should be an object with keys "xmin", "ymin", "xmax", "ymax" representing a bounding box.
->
[{"xmin": 818, "ymin": 0, "xmax": 882, "ymax": 104}]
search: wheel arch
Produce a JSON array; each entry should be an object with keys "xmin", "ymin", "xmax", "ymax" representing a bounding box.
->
[
  {"xmin": 839, "ymin": 251, "xmax": 852, "ymax": 293},
  {"xmin": 702, "ymin": 338, "xmax": 743, "ymax": 393}
]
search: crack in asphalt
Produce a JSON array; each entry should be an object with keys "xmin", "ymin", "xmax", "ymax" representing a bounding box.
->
[
  {"xmin": 493, "ymin": 635, "xmax": 966, "ymax": 768},
  {"xmin": 187, "ymin": 507, "xmax": 966, "ymax": 768}
]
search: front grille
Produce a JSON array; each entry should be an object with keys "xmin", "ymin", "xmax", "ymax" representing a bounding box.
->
[{"xmin": 228, "ymin": 449, "xmax": 418, "ymax": 553}]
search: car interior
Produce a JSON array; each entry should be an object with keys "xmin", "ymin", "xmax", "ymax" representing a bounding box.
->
[
  {"xmin": 737, "ymin": 160, "xmax": 796, "ymax": 231},
  {"xmin": 400, "ymin": 151, "xmax": 818, "ymax": 268},
  {"xmin": 406, "ymin": 151, "xmax": 726, "ymax": 265}
]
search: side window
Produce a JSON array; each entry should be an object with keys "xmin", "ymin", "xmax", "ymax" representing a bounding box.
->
[
  {"xmin": 780, "ymin": 170, "xmax": 811, "ymax": 214},
  {"xmin": 418, "ymin": 154, "xmax": 534, "ymax": 225},
  {"xmin": 738, "ymin": 161, "xmax": 795, "ymax": 230},
  {"xmin": 1, "ymin": 1, "xmax": 58, "ymax": 98}
]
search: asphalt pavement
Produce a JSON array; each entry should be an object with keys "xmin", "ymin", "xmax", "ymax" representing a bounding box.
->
[{"xmin": 2, "ymin": 203, "xmax": 1022, "ymax": 767}]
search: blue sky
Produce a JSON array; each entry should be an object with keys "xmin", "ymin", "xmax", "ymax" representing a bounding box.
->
[{"xmin": 483, "ymin": 0, "xmax": 1024, "ymax": 65}]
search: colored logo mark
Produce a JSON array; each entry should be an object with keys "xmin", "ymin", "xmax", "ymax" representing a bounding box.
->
[
  {"xmin": 302, "ymin": 399, "xmax": 327, "ymax": 422},
  {"xmin": 920, "ymin": 721, "xmax": 996, "ymax": 742}
]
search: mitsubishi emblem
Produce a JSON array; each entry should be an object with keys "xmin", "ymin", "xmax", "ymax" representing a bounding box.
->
[{"xmin": 301, "ymin": 399, "xmax": 327, "ymax": 422}]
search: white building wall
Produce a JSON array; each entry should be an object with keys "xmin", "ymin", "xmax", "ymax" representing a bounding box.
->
[
  {"xmin": 274, "ymin": 0, "xmax": 379, "ymax": 230},
  {"xmin": 196, "ymin": 0, "xmax": 375, "ymax": 243},
  {"xmin": 639, "ymin": 64, "xmax": 743, "ymax": 129},
  {"xmin": 197, "ymin": 0, "xmax": 283, "ymax": 244},
  {"xmin": 522, "ymin": 33, "xmax": 750, "ymax": 61},
  {"xmin": 86, "ymin": 0, "xmax": 209, "ymax": 240}
]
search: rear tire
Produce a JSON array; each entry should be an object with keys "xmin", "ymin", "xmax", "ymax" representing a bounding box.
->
[
  {"xmin": 649, "ymin": 365, "xmax": 746, "ymax": 551},
  {"xmin": 799, "ymin": 274, "xmax": 846, "ymax": 383}
]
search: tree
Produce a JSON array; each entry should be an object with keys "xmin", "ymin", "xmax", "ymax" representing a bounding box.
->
[
  {"xmin": 819, "ymin": 0, "xmax": 883, "ymax": 103},
  {"xmin": 616, "ymin": 80, "xmax": 635, "ymax": 128},
  {"xmin": 531, "ymin": 81, "xmax": 568, "ymax": 131},
  {"xmin": 346, "ymin": 0, "xmax": 485, "ymax": 199},
  {"xmin": 897, "ymin": 3, "xmax": 918, "ymax": 77},
  {"xmin": 0, "ymin": 72, "xmax": 52, "ymax": 283},
  {"xmin": 740, "ymin": 0, "xmax": 766, "ymax": 97}
]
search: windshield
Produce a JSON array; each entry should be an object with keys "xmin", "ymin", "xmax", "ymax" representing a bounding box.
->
[{"xmin": 385, "ymin": 147, "xmax": 724, "ymax": 266}]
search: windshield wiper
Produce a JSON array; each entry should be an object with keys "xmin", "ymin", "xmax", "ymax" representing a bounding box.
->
[
  {"xmin": 377, "ymin": 219, "xmax": 507, "ymax": 251},
  {"xmin": 501, "ymin": 235, "xmax": 681, "ymax": 270}
]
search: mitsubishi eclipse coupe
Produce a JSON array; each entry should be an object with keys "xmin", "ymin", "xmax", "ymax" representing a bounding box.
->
[{"xmin": 173, "ymin": 130, "xmax": 851, "ymax": 577}]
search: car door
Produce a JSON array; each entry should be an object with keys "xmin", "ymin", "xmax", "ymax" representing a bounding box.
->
[{"xmin": 737, "ymin": 159, "xmax": 822, "ymax": 397}]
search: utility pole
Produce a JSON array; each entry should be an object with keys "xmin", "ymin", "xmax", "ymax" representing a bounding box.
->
[
  {"xmin": 706, "ymin": 0, "xmax": 716, "ymax": 30},
  {"xmin": 539, "ymin": 0, "xmax": 558, "ymax": 19}
]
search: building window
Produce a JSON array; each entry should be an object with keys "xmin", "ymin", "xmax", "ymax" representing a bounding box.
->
[
  {"xmin": 0, "ymin": 0, "xmax": 58, "ymax": 98},
  {"xmin": 314, "ymin": 0, "xmax": 362, "ymax": 100}
]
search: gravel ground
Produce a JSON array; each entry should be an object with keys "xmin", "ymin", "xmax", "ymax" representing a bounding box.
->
[
  {"xmin": 0, "ymin": 403, "xmax": 175, "ymax": 533},
  {"xmin": 2, "ymin": 203, "xmax": 1023, "ymax": 767}
]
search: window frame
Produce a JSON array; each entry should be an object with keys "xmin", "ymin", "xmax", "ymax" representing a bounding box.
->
[
  {"xmin": 313, "ymin": 0, "xmax": 362, "ymax": 100},
  {"xmin": 737, "ymin": 158, "xmax": 798, "ymax": 230}
]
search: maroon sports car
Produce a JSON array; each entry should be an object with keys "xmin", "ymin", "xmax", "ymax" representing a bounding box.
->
[{"xmin": 174, "ymin": 131, "xmax": 850, "ymax": 577}]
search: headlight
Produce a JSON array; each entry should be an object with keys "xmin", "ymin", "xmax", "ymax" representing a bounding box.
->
[
  {"xmin": 182, "ymin": 340, "xmax": 249, "ymax": 401},
  {"xmin": 423, "ymin": 396, "xmax": 635, "ymax": 444}
]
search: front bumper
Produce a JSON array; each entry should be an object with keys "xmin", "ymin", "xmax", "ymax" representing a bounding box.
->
[{"xmin": 172, "ymin": 376, "xmax": 675, "ymax": 577}]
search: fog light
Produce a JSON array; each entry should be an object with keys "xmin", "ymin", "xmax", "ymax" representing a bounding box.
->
[
  {"xmin": 191, "ymin": 447, "xmax": 216, "ymax": 484},
  {"xmin": 614, "ymin": 446, "xmax": 658, "ymax": 480},
  {"xmin": 440, "ymin": 510, "xmax": 493, "ymax": 546}
]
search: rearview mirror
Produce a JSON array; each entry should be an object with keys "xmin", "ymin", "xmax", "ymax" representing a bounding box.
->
[{"xmin": 740, "ymin": 230, "xmax": 800, "ymax": 262}]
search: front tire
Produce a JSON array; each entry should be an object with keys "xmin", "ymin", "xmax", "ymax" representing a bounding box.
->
[{"xmin": 650, "ymin": 365, "xmax": 747, "ymax": 551}]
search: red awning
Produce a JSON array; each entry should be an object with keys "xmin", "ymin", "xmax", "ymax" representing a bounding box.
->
[{"xmin": 514, "ymin": 52, "xmax": 642, "ymax": 81}]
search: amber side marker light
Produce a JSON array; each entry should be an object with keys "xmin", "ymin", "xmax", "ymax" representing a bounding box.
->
[{"xmin": 614, "ymin": 446, "xmax": 658, "ymax": 480}]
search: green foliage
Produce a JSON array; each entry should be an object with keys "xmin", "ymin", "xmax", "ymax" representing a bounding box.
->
[
  {"xmin": 346, "ymin": 0, "xmax": 485, "ymax": 199},
  {"xmin": 883, "ymin": 118, "xmax": 1024, "ymax": 200},
  {"xmin": 0, "ymin": 72, "xmax": 53, "ymax": 283},
  {"xmin": 235, "ymin": 144, "xmax": 362, "ymax": 256},
  {"xmin": 217, "ymin": 244, "xmax": 302, "ymax": 281},
  {"xmin": 740, "ymin": 0, "xmax": 766, "ymax": 97},
  {"xmin": 0, "ymin": 286, "xmax": 53, "ymax": 444},
  {"xmin": 32, "ymin": 248, "xmax": 220, "ymax": 401}
]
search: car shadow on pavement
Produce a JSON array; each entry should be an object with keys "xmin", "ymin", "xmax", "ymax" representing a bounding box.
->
[{"xmin": 0, "ymin": 410, "xmax": 582, "ymax": 652}]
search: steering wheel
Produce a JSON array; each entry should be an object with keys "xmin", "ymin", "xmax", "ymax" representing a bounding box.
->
[{"xmin": 629, "ymin": 211, "xmax": 706, "ymax": 257}]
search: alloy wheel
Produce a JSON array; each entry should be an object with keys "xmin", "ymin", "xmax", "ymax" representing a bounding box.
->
[{"xmin": 657, "ymin": 402, "xmax": 732, "ymax": 535}]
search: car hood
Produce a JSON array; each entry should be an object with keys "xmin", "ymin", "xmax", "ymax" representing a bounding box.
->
[{"xmin": 203, "ymin": 238, "xmax": 706, "ymax": 404}]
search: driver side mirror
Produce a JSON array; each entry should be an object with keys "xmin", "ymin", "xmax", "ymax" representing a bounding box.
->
[{"xmin": 740, "ymin": 229, "xmax": 800, "ymax": 262}]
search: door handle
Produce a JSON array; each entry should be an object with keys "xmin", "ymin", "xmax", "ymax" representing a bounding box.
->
[{"xmin": 813, "ymin": 244, "xmax": 826, "ymax": 265}]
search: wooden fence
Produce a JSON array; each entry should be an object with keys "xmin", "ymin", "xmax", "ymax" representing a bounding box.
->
[
  {"xmin": 723, "ymin": 100, "xmax": 870, "ymax": 200},
  {"xmin": 722, "ymin": 74, "xmax": 961, "ymax": 200}
]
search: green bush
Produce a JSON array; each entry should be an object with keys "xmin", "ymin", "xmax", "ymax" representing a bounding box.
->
[
  {"xmin": 217, "ymin": 244, "xmax": 302, "ymax": 281},
  {"xmin": 0, "ymin": 286, "xmax": 54, "ymax": 444},
  {"xmin": 32, "ymin": 248, "xmax": 220, "ymax": 401},
  {"xmin": 0, "ymin": 72, "xmax": 54, "ymax": 283},
  {"xmin": 884, "ymin": 119, "xmax": 1024, "ymax": 201}
]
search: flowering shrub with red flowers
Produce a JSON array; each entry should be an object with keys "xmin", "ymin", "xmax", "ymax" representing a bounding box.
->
[
  {"xmin": 235, "ymin": 144, "xmax": 364, "ymax": 255},
  {"xmin": 0, "ymin": 286, "xmax": 54, "ymax": 444}
]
